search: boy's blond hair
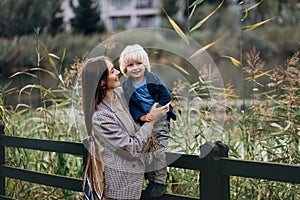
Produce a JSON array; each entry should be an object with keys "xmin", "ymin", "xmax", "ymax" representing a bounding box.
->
[{"xmin": 119, "ymin": 44, "xmax": 151, "ymax": 77}]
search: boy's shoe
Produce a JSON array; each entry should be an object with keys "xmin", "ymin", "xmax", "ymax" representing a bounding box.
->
[
  {"xmin": 150, "ymin": 183, "xmax": 165, "ymax": 198},
  {"xmin": 144, "ymin": 181, "xmax": 155, "ymax": 197}
]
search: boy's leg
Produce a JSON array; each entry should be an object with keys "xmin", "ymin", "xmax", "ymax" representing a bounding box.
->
[
  {"xmin": 152, "ymin": 146, "xmax": 168, "ymax": 184},
  {"xmin": 149, "ymin": 143, "xmax": 168, "ymax": 197},
  {"xmin": 144, "ymin": 155, "xmax": 156, "ymax": 195},
  {"xmin": 144, "ymin": 171, "xmax": 155, "ymax": 197},
  {"xmin": 149, "ymin": 120, "xmax": 170, "ymax": 197}
]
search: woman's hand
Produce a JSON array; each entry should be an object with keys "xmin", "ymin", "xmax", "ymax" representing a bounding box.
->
[{"xmin": 147, "ymin": 102, "xmax": 169, "ymax": 125}]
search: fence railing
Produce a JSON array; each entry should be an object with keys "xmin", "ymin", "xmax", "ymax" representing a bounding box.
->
[{"xmin": 1, "ymin": 124, "xmax": 300, "ymax": 200}]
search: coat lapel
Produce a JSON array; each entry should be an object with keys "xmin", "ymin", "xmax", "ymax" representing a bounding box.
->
[{"xmin": 102, "ymin": 91, "xmax": 136, "ymax": 136}]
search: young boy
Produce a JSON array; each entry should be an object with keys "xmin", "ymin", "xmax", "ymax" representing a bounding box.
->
[{"xmin": 119, "ymin": 44, "xmax": 176, "ymax": 198}]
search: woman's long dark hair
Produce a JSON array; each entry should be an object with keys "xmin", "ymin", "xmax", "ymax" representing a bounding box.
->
[
  {"xmin": 81, "ymin": 56, "xmax": 110, "ymax": 136},
  {"xmin": 95, "ymin": 68, "xmax": 108, "ymax": 108}
]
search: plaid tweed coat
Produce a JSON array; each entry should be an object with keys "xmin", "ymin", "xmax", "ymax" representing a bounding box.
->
[{"xmin": 92, "ymin": 87, "xmax": 153, "ymax": 199}]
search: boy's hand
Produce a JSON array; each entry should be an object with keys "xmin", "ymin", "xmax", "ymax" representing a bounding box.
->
[
  {"xmin": 165, "ymin": 102, "xmax": 170, "ymax": 112},
  {"xmin": 140, "ymin": 114, "xmax": 153, "ymax": 122}
]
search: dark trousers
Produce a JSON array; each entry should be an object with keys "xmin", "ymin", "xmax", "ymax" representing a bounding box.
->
[{"xmin": 145, "ymin": 120, "xmax": 170, "ymax": 184}]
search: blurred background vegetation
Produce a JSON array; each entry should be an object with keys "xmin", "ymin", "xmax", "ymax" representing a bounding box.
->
[
  {"xmin": 0, "ymin": 0, "xmax": 299, "ymax": 89},
  {"xmin": 0, "ymin": 0, "xmax": 299, "ymax": 199}
]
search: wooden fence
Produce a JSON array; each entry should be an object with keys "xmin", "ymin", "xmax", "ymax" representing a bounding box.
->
[{"xmin": 0, "ymin": 124, "xmax": 300, "ymax": 200}]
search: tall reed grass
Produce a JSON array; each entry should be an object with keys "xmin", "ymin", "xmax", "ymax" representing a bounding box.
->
[
  {"xmin": 0, "ymin": 1, "xmax": 299, "ymax": 199},
  {"xmin": 1, "ymin": 30, "xmax": 86, "ymax": 199},
  {"xmin": 162, "ymin": 0, "xmax": 299, "ymax": 198}
]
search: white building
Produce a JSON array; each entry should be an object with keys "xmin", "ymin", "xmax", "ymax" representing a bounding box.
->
[
  {"xmin": 60, "ymin": 0, "xmax": 161, "ymax": 32},
  {"xmin": 99, "ymin": 0, "xmax": 161, "ymax": 31},
  {"xmin": 60, "ymin": 0, "xmax": 78, "ymax": 32}
]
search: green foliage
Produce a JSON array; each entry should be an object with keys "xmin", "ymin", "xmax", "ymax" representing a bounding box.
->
[
  {"xmin": 245, "ymin": 0, "xmax": 300, "ymax": 26},
  {"xmin": 166, "ymin": 47, "xmax": 300, "ymax": 198},
  {"xmin": 0, "ymin": 33, "xmax": 101, "ymax": 77},
  {"xmin": 48, "ymin": 1, "xmax": 64, "ymax": 36},
  {"xmin": 161, "ymin": 0, "xmax": 180, "ymax": 17},
  {"xmin": 1, "ymin": 31, "xmax": 87, "ymax": 199},
  {"xmin": 167, "ymin": 168, "xmax": 200, "ymax": 197},
  {"xmin": 162, "ymin": 0, "xmax": 300, "ymax": 199},
  {"xmin": 0, "ymin": 1, "xmax": 299, "ymax": 199},
  {"xmin": 6, "ymin": 148, "xmax": 83, "ymax": 199},
  {"xmin": 0, "ymin": 0, "xmax": 63, "ymax": 37},
  {"xmin": 71, "ymin": 0, "xmax": 106, "ymax": 34}
]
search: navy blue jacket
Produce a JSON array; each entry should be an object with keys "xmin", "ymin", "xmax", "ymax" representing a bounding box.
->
[{"xmin": 122, "ymin": 71, "xmax": 176, "ymax": 125}]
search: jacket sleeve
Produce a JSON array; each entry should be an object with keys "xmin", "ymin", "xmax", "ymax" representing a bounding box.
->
[
  {"xmin": 122, "ymin": 80, "xmax": 145, "ymax": 123},
  {"xmin": 92, "ymin": 110, "xmax": 153, "ymax": 158},
  {"xmin": 129, "ymin": 100, "xmax": 145, "ymax": 123},
  {"xmin": 148, "ymin": 72, "xmax": 177, "ymax": 120},
  {"xmin": 152, "ymin": 74, "xmax": 172, "ymax": 105},
  {"xmin": 157, "ymin": 83, "xmax": 177, "ymax": 120}
]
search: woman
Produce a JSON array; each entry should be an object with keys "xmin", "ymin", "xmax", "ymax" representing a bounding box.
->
[{"xmin": 81, "ymin": 56, "xmax": 168, "ymax": 200}]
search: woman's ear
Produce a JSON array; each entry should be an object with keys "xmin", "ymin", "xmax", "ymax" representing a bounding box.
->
[
  {"xmin": 100, "ymin": 81, "xmax": 107, "ymax": 90},
  {"xmin": 100, "ymin": 80, "xmax": 106, "ymax": 87}
]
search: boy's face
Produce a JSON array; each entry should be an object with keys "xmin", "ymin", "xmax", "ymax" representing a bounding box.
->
[{"xmin": 125, "ymin": 60, "xmax": 145, "ymax": 80}]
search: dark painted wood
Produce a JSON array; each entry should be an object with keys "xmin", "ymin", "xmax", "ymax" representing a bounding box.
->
[
  {"xmin": 1, "ymin": 123, "xmax": 300, "ymax": 200},
  {"xmin": 221, "ymin": 157, "xmax": 300, "ymax": 184},
  {"xmin": 0, "ymin": 125, "xmax": 5, "ymax": 197},
  {"xmin": 0, "ymin": 165, "xmax": 82, "ymax": 192},
  {"xmin": 0, "ymin": 135, "xmax": 82, "ymax": 155}
]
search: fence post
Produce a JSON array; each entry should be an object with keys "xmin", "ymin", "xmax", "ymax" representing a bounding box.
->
[
  {"xmin": 0, "ymin": 124, "xmax": 5, "ymax": 197},
  {"xmin": 199, "ymin": 141, "xmax": 229, "ymax": 200}
]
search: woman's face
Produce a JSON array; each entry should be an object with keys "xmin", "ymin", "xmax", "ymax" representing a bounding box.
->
[{"xmin": 105, "ymin": 60, "xmax": 120, "ymax": 89}]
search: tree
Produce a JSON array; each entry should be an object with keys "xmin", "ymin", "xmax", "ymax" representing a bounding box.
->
[
  {"xmin": 71, "ymin": 0, "xmax": 105, "ymax": 35},
  {"xmin": 0, "ymin": 0, "xmax": 47, "ymax": 37},
  {"xmin": 0, "ymin": 0, "xmax": 63, "ymax": 37},
  {"xmin": 48, "ymin": 1, "xmax": 64, "ymax": 36}
]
